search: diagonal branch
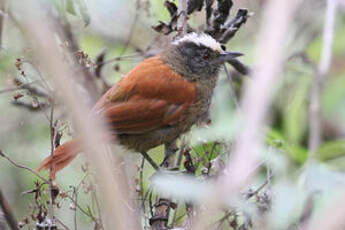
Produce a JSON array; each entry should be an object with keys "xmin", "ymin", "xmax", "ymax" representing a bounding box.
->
[
  {"xmin": 0, "ymin": 190, "xmax": 19, "ymax": 230},
  {"xmin": 12, "ymin": 1, "xmax": 140, "ymax": 230}
]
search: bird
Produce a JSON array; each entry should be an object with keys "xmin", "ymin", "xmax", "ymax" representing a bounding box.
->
[{"xmin": 37, "ymin": 32, "xmax": 243, "ymax": 178}]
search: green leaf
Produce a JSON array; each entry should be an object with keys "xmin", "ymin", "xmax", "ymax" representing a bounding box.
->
[
  {"xmin": 285, "ymin": 144, "xmax": 308, "ymax": 164},
  {"xmin": 283, "ymin": 75, "xmax": 310, "ymax": 145},
  {"xmin": 266, "ymin": 129, "xmax": 308, "ymax": 164},
  {"xmin": 318, "ymin": 140, "xmax": 345, "ymax": 161},
  {"xmin": 66, "ymin": 0, "xmax": 77, "ymax": 15},
  {"xmin": 322, "ymin": 76, "xmax": 345, "ymax": 117}
]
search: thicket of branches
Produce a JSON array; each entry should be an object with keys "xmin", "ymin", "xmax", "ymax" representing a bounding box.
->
[{"xmin": 1, "ymin": 0, "xmax": 345, "ymax": 230}]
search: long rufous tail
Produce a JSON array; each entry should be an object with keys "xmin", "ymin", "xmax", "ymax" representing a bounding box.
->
[{"xmin": 36, "ymin": 139, "xmax": 80, "ymax": 179}]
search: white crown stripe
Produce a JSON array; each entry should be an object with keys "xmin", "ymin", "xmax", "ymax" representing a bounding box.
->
[{"xmin": 173, "ymin": 32, "xmax": 223, "ymax": 53}]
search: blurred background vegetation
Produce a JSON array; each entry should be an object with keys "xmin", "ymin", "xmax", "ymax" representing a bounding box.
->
[{"xmin": 0, "ymin": 0, "xmax": 345, "ymax": 229}]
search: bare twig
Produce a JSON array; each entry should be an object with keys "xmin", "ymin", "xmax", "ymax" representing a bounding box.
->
[
  {"xmin": 60, "ymin": 17, "xmax": 99, "ymax": 102},
  {"xmin": 64, "ymin": 193, "xmax": 97, "ymax": 221},
  {"xmin": 48, "ymin": 99, "xmax": 55, "ymax": 224},
  {"xmin": 0, "ymin": 80, "xmax": 41, "ymax": 94},
  {"xmin": 0, "ymin": 149, "xmax": 49, "ymax": 184},
  {"xmin": 119, "ymin": 9, "xmax": 140, "ymax": 57},
  {"xmin": 0, "ymin": 190, "xmax": 19, "ymax": 230},
  {"xmin": 176, "ymin": 136, "xmax": 186, "ymax": 168},
  {"xmin": 11, "ymin": 100, "xmax": 49, "ymax": 111},
  {"xmin": 151, "ymin": 142, "xmax": 178, "ymax": 230},
  {"xmin": 56, "ymin": 218, "xmax": 72, "ymax": 230},
  {"xmin": 308, "ymin": 0, "xmax": 337, "ymax": 159},
  {"xmin": 0, "ymin": 0, "xmax": 5, "ymax": 48},
  {"xmin": 72, "ymin": 187, "xmax": 78, "ymax": 230},
  {"xmin": 245, "ymin": 171, "xmax": 273, "ymax": 199},
  {"xmin": 177, "ymin": 0, "xmax": 188, "ymax": 35}
]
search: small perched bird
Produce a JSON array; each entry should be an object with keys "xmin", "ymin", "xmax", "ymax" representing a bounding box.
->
[{"xmin": 37, "ymin": 32, "xmax": 242, "ymax": 178}]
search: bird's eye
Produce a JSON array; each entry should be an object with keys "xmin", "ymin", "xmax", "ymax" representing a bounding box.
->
[{"xmin": 202, "ymin": 50, "xmax": 210, "ymax": 60}]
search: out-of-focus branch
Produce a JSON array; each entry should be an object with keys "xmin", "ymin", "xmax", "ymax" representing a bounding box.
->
[
  {"xmin": 11, "ymin": 100, "xmax": 49, "ymax": 111},
  {"xmin": 304, "ymin": 186, "xmax": 345, "ymax": 230},
  {"xmin": 219, "ymin": 0, "xmax": 300, "ymax": 199},
  {"xmin": 308, "ymin": 0, "xmax": 337, "ymax": 159},
  {"xmin": 303, "ymin": 2, "xmax": 343, "ymax": 230},
  {"xmin": 0, "ymin": 190, "xmax": 19, "ymax": 230},
  {"xmin": 59, "ymin": 17, "xmax": 99, "ymax": 102},
  {"xmin": 192, "ymin": 0, "xmax": 300, "ymax": 228},
  {"xmin": 12, "ymin": 1, "xmax": 139, "ymax": 230},
  {"xmin": 177, "ymin": 0, "xmax": 188, "ymax": 35},
  {"xmin": 0, "ymin": 0, "xmax": 5, "ymax": 48}
]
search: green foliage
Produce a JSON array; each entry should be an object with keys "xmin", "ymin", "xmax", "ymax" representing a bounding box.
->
[
  {"xmin": 283, "ymin": 75, "xmax": 310, "ymax": 145},
  {"xmin": 318, "ymin": 140, "xmax": 345, "ymax": 161},
  {"xmin": 266, "ymin": 129, "xmax": 308, "ymax": 164},
  {"xmin": 322, "ymin": 75, "xmax": 345, "ymax": 117}
]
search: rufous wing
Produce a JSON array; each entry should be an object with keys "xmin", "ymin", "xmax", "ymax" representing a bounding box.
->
[{"xmin": 93, "ymin": 56, "xmax": 197, "ymax": 134}]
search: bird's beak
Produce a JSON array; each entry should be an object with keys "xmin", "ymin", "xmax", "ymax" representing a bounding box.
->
[{"xmin": 214, "ymin": 51, "xmax": 244, "ymax": 64}]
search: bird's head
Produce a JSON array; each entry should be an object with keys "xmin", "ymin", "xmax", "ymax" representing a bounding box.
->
[{"xmin": 162, "ymin": 32, "xmax": 243, "ymax": 79}]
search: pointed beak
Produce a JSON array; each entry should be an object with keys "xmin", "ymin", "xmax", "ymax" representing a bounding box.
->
[
  {"xmin": 212, "ymin": 51, "xmax": 244, "ymax": 65},
  {"xmin": 218, "ymin": 51, "xmax": 244, "ymax": 62}
]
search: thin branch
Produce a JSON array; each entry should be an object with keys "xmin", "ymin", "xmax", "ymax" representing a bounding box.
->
[
  {"xmin": 0, "ymin": 149, "xmax": 49, "ymax": 184},
  {"xmin": 0, "ymin": 0, "xmax": 5, "ymax": 48},
  {"xmin": 72, "ymin": 187, "xmax": 78, "ymax": 230},
  {"xmin": 56, "ymin": 218, "xmax": 72, "ymax": 230},
  {"xmin": 218, "ymin": 0, "xmax": 300, "ymax": 198},
  {"xmin": 177, "ymin": 0, "xmax": 188, "ymax": 35},
  {"xmin": 176, "ymin": 136, "xmax": 186, "ymax": 168},
  {"xmin": 11, "ymin": 100, "xmax": 49, "ymax": 111},
  {"xmin": 0, "ymin": 80, "xmax": 42, "ymax": 94},
  {"xmin": 64, "ymin": 193, "xmax": 96, "ymax": 221},
  {"xmin": 0, "ymin": 190, "xmax": 19, "ymax": 230},
  {"xmin": 118, "ymin": 9, "xmax": 139, "ymax": 57},
  {"xmin": 245, "ymin": 171, "xmax": 273, "ymax": 199},
  {"xmin": 151, "ymin": 141, "xmax": 178, "ymax": 230},
  {"xmin": 308, "ymin": 0, "xmax": 337, "ymax": 159},
  {"xmin": 48, "ymin": 100, "xmax": 55, "ymax": 224}
]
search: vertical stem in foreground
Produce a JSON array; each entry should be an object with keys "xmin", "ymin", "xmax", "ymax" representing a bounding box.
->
[
  {"xmin": 0, "ymin": 0, "xmax": 5, "ymax": 48},
  {"xmin": 177, "ymin": 0, "xmax": 188, "ymax": 35},
  {"xmin": 13, "ymin": 1, "xmax": 140, "ymax": 230},
  {"xmin": 220, "ymin": 0, "xmax": 300, "ymax": 198},
  {"xmin": 192, "ymin": 0, "xmax": 300, "ymax": 228},
  {"xmin": 48, "ymin": 101, "xmax": 55, "ymax": 223},
  {"xmin": 308, "ymin": 0, "xmax": 337, "ymax": 160}
]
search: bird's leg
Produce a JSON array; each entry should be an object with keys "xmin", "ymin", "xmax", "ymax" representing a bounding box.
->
[
  {"xmin": 140, "ymin": 152, "xmax": 159, "ymax": 171},
  {"xmin": 161, "ymin": 141, "xmax": 178, "ymax": 168}
]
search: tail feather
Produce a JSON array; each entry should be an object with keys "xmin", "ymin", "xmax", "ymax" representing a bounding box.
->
[{"xmin": 36, "ymin": 139, "xmax": 80, "ymax": 179}]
